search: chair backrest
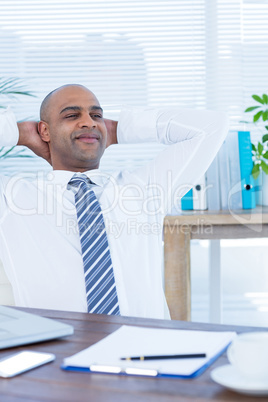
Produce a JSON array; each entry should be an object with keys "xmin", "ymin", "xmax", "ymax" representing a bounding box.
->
[{"xmin": 0, "ymin": 259, "xmax": 15, "ymax": 306}]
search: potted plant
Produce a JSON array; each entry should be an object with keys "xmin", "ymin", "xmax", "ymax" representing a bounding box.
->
[
  {"xmin": 244, "ymin": 94, "xmax": 268, "ymax": 204},
  {"xmin": 0, "ymin": 77, "xmax": 34, "ymax": 161}
]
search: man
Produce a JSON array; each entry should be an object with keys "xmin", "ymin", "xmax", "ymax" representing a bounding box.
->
[{"xmin": 0, "ymin": 84, "xmax": 229, "ymax": 319}]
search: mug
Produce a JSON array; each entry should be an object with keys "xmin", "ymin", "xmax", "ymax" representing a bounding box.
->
[{"xmin": 227, "ymin": 332, "xmax": 268, "ymax": 382}]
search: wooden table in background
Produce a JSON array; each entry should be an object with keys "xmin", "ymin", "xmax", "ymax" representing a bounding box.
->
[
  {"xmin": 164, "ymin": 207, "xmax": 268, "ymax": 321},
  {"xmin": 0, "ymin": 308, "xmax": 267, "ymax": 401}
]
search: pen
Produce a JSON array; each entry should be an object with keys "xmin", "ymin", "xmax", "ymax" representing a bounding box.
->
[{"xmin": 120, "ymin": 353, "xmax": 206, "ymax": 361}]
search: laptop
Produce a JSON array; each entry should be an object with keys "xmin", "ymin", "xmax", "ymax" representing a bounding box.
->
[{"xmin": 0, "ymin": 305, "xmax": 74, "ymax": 349}]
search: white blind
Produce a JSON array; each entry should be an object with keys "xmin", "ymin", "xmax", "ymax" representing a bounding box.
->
[
  {"xmin": 0, "ymin": 0, "xmax": 267, "ymax": 175},
  {"xmin": 205, "ymin": 0, "xmax": 268, "ymax": 140}
]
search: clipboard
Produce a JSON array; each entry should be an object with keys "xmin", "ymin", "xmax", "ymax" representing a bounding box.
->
[{"xmin": 61, "ymin": 325, "xmax": 236, "ymax": 378}]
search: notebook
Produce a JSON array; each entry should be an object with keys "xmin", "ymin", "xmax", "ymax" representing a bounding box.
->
[
  {"xmin": 0, "ymin": 305, "xmax": 73, "ymax": 349},
  {"xmin": 62, "ymin": 325, "xmax": 236, "ymax": 378}
]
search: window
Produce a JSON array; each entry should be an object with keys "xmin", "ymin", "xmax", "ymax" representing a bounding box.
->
[{"xmin": 0, "ymin": 0, "xmax": 267, "ymax": 175}]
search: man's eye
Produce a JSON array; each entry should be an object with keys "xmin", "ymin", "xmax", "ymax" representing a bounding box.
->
[
  {"xmin": 92, "ymin": 114, "xmax": 103, "ymax": 119},
  {"xmin": 66, "ymin": 114, "xmax": 78, "ymax": 119}
]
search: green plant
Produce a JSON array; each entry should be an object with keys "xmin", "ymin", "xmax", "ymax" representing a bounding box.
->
[
  {"xmin": 244, "ymin": 94, "xmax": 268, "ymax": 179},
  {"xmin": 0, "ymin": 77, "xmax": 35, "ymax": 160}
]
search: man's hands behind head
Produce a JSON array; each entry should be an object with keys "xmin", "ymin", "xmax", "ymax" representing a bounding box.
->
[
  {"xmin": 17, "ymin": 121, "xmax": 51, "ymax": 164},
  {"xmin": 17, "ymin": 118, "xmax": 118, "ymax": 166}
]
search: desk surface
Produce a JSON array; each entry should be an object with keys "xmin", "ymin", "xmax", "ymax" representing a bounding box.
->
[
  {"xmin": 0, "ymin": 308, "xmax": 267, "ymax": 401},
  {"xmin": 164, "ymin": 206, "xmax": 268, "ymax": 226},
  {"xmin": 163, "ymin": 206, "xmax": 268, "ymax": 320}
]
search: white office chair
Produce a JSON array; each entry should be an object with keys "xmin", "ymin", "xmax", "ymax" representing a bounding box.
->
[{"xmin": 0, "ymin": 259, "xmax": 15, "ymax": 306}]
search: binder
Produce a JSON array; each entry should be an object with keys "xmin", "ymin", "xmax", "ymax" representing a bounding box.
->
[
  {"xmin": 218, "ymin": 140, "xmax": 231, "ymax": 210},
  {"xmin": 237, "ymin": 131, "xmax": 256, "ymax": 209},
  {"xmin": 181, "ymin": 188, "xmax": 193, "ymax": 210},
  {"xmin": 181, "ymin": 175, "xmax": 207, "ymax": 211},
  {"xmin": 192, "ymin": 175, "xmax": 207, "ymax": 210},
  {"xmin": 61, "ymin": 325, "xmax": 236, "ymax": 379},
  {"xmin": 206, "ymin": 154, "xmax": 221, "ymax": 211},
  {"xmin": 225, "ymin": 131, "xmax": 243, "ymax": 210}
]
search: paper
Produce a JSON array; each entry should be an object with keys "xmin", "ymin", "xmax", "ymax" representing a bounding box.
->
[{"xmin": 63, "ymin": 325, "xmax": 236, "ymax": 377}]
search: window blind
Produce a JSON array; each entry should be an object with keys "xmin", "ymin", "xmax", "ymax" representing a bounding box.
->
[{"xmin": 0, "ymin": 0, "xmax": 267, "ymax": 176}]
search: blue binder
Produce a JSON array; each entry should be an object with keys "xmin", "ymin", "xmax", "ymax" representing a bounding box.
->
[
  {"xmin": 181, "ymin": 189, "xmax": 193, "ymax": 210},
  {"xmin": 226, "ymin": 131, "xmax": 243, "ymax": 210},
  {"xmin": 237, "ymin": 131, "xmax": 256, "ymax": 209}
]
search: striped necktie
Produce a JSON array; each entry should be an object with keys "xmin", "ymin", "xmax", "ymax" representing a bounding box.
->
[{"xmin": 68, "ymin": 173, "xmax": 120, "ymax": 315}]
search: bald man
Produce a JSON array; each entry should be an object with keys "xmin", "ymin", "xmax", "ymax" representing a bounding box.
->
[
  {"xmin": 18, "ymin": 85, "xmax": 117, "ymax": 170},
  {"xmin": 0, "ymin": 85, "xmax": 229, "ymax": 319}
]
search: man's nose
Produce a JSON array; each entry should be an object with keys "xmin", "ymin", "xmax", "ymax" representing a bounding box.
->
[{"xmin": 78, "ymin": 113, "xmax": 96, "ymax": 128}]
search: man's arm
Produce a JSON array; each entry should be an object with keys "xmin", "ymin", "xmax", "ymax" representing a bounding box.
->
[
  {"xmin": 0, "ymin": 108, "xmax": 51, "ymax": 163},
  {"xmin": 116, "ymin": 107, "xmax": 229, "ymax": 215}
]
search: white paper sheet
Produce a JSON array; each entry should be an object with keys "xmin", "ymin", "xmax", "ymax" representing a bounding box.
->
[{"xmin": 63, "ymin": 325, "xmax": 236, "ymax": 377}]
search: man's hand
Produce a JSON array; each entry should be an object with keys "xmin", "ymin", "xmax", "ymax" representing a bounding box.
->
[
  {"xmin": 17, "ymin": 121, "xmax": 51, "ymax": 164},
  {"xmin": 104, "ymin": 119, "xmax": 118, "ymax": 148}
]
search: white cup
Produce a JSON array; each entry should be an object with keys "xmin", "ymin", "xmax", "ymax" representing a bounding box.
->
[{"xmin": 227, "ymin": 332, "xmax": 268, "ymax": 382}]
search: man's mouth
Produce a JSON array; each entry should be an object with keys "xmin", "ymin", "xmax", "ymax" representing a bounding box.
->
[{"xmin": 75, "ymin": 133, "xmax": 100, "ymax": 144}]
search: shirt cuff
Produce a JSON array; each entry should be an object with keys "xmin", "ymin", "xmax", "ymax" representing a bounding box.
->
[
  {"xmin": 117, "ymin": 107, "xmax": 159, "ymax": 144},
  {"xmin": 0, "ymin": 107, "xmax": 19, "ymax": 146}
]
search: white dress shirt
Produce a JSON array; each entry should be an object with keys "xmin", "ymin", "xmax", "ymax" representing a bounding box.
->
[{"xmin": 0, "ymin": 106, "xmax": 229, "ymax": 319}]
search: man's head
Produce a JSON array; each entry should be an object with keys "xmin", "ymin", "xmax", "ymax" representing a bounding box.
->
[{"xmin": 38, "ymin": 84, "xmax": 107, "ymax": 172}]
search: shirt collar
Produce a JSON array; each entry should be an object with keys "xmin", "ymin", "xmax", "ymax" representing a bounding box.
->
[{"xmin": 47, "ymin": 169, "xmax": 110, "ymax": 188}]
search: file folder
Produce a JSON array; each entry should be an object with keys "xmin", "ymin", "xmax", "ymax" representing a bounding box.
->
[
  {"xmin": 61, "ymin": 325, "xmax": 236, "ymax": 379},
  {"xmin": 218, "ymin": 140, "xmax": 231, "ymax": 210}
]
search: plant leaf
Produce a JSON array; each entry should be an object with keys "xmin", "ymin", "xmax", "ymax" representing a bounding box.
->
[
  {"xmin": 263, "ymin": 151, "xmax": 268, "ymax": 159},
  {"xmin": 263, "ymin": 110, "xmax": 268, "ymax": 121},
  {"xmin": 262, "ymin": 134, "xmax": 268, "ymax": 143},
  {"xmin": 263, "ymin": 94, "xmax": 268, "ymax": 104},
  {"xmin": 252, "ymin": 94, "xmax": 264, "ymax": 104},
  {"xmin": 258, "ymin": 141, "xmax": 264, "ymax": 155},
  {"xmin": 254, "ymin": 110, "xmax": 263, "ymax": 122},
  {"xmin": 244, "ymin": 106, "xmax": 260, "ymax": 113},
  {"xmin": 261, "ymin": 160, "xmax": 268, "ymax": 174},
  {"xmin": 252, "ymin": 143, "xmax": 257, "ymax": 152},
  {"xmin": 0, "ymin": 77, "xmax": 35, "ymax": 98},
  {"xmin": 252, "ymin": 163, "xmax": 260, "ymax": 179}
]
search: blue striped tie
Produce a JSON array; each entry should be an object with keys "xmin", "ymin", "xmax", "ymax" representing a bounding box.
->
[{"xmin": 68, "ymin": 174, "xmax": 120, "ymax": 315}]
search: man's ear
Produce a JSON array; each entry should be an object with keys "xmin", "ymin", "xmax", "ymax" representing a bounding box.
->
[{"xmin": 38, "ymin": 121, "xmax": 50, "ymax": 143}]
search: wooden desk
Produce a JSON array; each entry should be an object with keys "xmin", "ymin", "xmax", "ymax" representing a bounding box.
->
[
  {"xmin": 0, "ymin": 308, "xmax": 267, "ymax": 401},
  {"xmin": 164, "ymin": 206, "xmax": 268, "ymax": 321}
]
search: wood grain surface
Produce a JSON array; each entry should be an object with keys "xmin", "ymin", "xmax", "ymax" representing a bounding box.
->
[{"xmin": 0, "ymin": 307, "xmax": 266, "ymax": 401}]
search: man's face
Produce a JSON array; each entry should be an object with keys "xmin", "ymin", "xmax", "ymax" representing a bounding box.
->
[{"xmin": 40, "ymin": 86, "xmax": 107, "ymax": 172}]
